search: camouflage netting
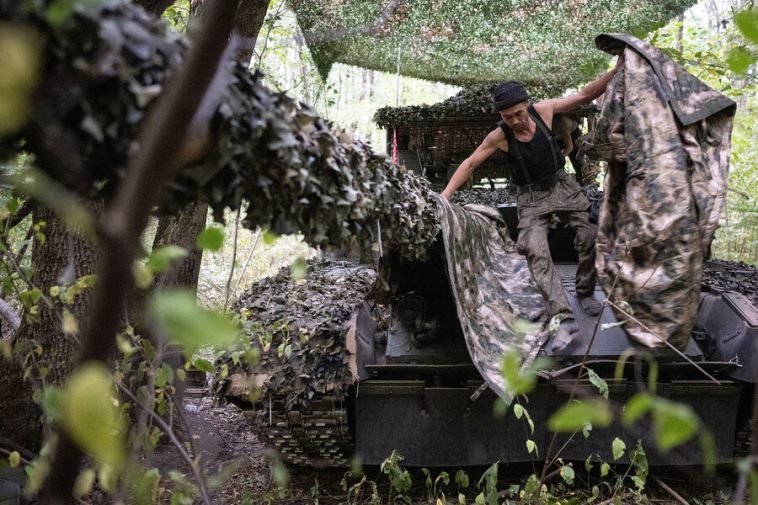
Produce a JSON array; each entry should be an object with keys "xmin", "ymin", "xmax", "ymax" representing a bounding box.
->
[
  {"xmin": 290, "ymin": 0, "xmax": 696, "ymax": 89},
  {"xmin": 373, "ymin": 84, "xmax": 500, "ymax": 128},
  {"xmin": 450, "ymin": 188, "xmax": 516, "ymax": 207},
  {"xmin": 0, "ymin": 0, "xmax": 439, "ymax": 260},
  {"xmin": 373, "ymin": 85, "xmax": 602, "ymax": 128},
  {"xmin": 702, "ymin": 260, "xmax": 758, "ymax": 307},
  {"xmin": 223, "ymin": 260, "xmax": 380, "ymax": 406}
]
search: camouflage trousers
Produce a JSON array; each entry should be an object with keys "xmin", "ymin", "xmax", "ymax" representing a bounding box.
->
[{"xmin": 516, "ymin": 209, "xmax": 597, "ymax": 318}]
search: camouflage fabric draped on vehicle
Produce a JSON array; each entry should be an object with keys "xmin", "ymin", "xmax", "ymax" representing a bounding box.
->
[
  {"xmin": 436, "ymin": 197, "xmax": 548, "ymax": 403},
  {"xmin": 589, "ymin": 33, "xmax": 736, "ymax": 349}
]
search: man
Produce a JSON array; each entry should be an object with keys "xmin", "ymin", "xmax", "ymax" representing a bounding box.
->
[{"xmin": 440, "ymin": 56, "xmax": 623, "ymax": 349}]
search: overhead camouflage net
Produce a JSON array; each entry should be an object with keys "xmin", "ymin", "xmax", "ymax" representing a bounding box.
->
[
  {"xmin": 290, "ymin": 0, "xmax": 696, "ymax": 89},
  {"xmin": 0, "ymin": 0, "xmax": 439, "ymax": 260}
]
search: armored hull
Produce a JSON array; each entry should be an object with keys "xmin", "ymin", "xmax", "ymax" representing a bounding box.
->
[{"xmin": 224, "ymin": 201, "xmax": 756, "ymax": 468}]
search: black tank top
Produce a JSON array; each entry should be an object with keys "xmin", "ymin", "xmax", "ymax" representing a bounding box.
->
[{"xmin": 498, "ymin": 105, "xmax": 562, "ymax": 186}]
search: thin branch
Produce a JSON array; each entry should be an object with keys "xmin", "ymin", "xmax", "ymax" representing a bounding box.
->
[
  {"xmin": 116, "ymin": 382, "xmax": 212, "ymax": 505},
  {"xmin": 604, "ymin": 299, "xmax": 720, "ymax": 385},
  {"xmin": 40, "ymin": 1, "xmax": 240, "ymax": 501},
  {"xmin": 230, "ymin": 228, "xmax": 261, "ymax": 302},
  {"xmin": 223, "ymin": 207, "xmax": 242, "ymax": 311},
  {"xmin": 653, "ymin": 476, "xmax": 691, "ymax": 505},
  {"xmin": 0, "ymin": 436, "xmax": 36, "ymax": 461}
]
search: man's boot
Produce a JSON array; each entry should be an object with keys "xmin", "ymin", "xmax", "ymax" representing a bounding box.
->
[
  {"xmin": 551, "ymin": 318, "xmax": 580, "ymax": 352},
  {"xmin": 578, "ymin": 294, "xmax": 602, "ymax": 316}
]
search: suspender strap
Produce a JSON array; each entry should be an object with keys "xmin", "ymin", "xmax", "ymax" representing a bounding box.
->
[
  {"xmin": 528, "ymin": 108, "xmax": 561, "ymax": 174},
  {"xmin": 498, "ymin": 121, "xmax": 532, "ymax": 184}
]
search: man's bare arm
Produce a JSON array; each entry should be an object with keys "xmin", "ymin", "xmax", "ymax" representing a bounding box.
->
[
  {"xmin": 440, "ymin": 129, "xmax": 501, "ymax": 199},
  {"xmin": 541, "ymin": 53, "xmax": 625, "ymax": 116}
]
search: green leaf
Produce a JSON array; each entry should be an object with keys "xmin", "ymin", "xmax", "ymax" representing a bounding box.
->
[
  {"xmin": 547, "ymin": 398, "xmax": 612, "ymax": 432},
  {"xmin": 582, "ymin": 421, "xmax": 592, "ymax": 439},
  {"xmin": 622, "ymin": 393, "xmax": 652, "ymax": 426},
  {"xmin": 454, "ymin": 469, "xmax": 469, "ymax": 489},
  {"xmin": 735, "ymin": 8, "xmax": 758, "ymax": 45},
  {"xmin": 61, "ymin": 362, "xmax": 125, "ymax": 472},
  {"xmin": 587, "ymin": 369, "xmax": 608, "ymax": 399},
  {"xmin": 133, "ymin": 263, "xmax": 154, "ymax": 290},
  {"xmin": 131, "ymin": 468, "xmax": 161, "ymax": 505},
  {"xmin": 290, "ymin": 257, "xmax": 307, "ymax": 280},
  {"xmin": 513, "ymin": 403, "xmax": 524, "ymax": 419},
  {"xmin": 262, "ymin": 229, "xmax": 278, "ymax": 245},
  {"xmin": 155, "ymin": 363, "xmax": 174, "ymax": 388},
  {"xmin": 147, "ymin": 245, "xmax": 188, "ymax": 273},
  {"xmin": 149, "ymin": 290, "xmax": 239, "ymax": 354},
  {"xmin": 651, "ymin": 400, "xmax": 699, "ymax": 452},
  {"xmin": 501, "ymin": 350, "xmax": 552, "ymax": 396},
  {"xmin": 584, "ymin": 455, "xmax": 593, "ymax": 472},
  {"xmin": 74, "ymin": 468, "xmax": 96, "ymax": 498},
  {"xmin": 192, "ymin": 358, "xmax": 214, "ymax": 373},
  {"xmin": 612, "ymin": 437, "xmax": 626, "ymax": 461},
  {"xmin": 196, "ymin": 227, "xmax": 224, "ymax": 252},
  {"xmin": 559, "ymin": 465, "xmax": 575, "ymax": 485},
  {"xmin": 0, "ymin": 26, "xmax": 41, "ymax": 137},
  {"xmin": 8, "ymin": 451, "xmax": 20, "ymax": 468},
  {"xmin": 41, "ymin": 385, "xmax": 63, "ymax": 422},
  {"xmin": 726, "ymin": 46, "xmax": 755, "ymax": 74},
  {"xmin": 526, "ymin": 439, "xmax": 537, "ymax": 455},
  {"xmin": 492, "ymin": 398, "xmax": 507, "ymax": 417},
  {"xmin": 474, "ymin": 493, "xmax": 485, "ymax": 505},
  {"xmin": 600, "ymin": 463, "xmax": 610, "ymax": 477}
]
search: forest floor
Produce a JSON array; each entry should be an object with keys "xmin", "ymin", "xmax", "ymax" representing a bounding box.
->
[{"xmin": 148, "ymin": 393, "xmax": 744, "ymax": 505}]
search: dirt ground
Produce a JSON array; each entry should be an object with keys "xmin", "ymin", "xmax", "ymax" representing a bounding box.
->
[{"xmin": 148, "ymin": 393, "xmax": 744, "ymax": 505}]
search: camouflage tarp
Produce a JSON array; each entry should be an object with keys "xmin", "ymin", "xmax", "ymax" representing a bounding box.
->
[
  {"xmin": 590, "ymin": 34, "xmax": 736, "ymax": 349},
  {"xmin": 436, "ymin": 198, "xmax": 548, "ymax": 403}
]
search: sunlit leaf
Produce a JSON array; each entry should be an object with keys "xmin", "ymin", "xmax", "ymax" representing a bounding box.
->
[
  {"xmin": 61, "ymin": 362, "xmax": 125, "ymax": 472},
  {"xmin": 62, "ymin": 310, "xmax": 79, "ymax": 335},
  {"xmin": 652, "ymin": 400, "xmax": 699, "ymax": 452},
  {"xmin": 74, "ymin": 468, "xmax": 96, "ymax": 498},
  {"xmin": 130, "ymin": 467, "xmax": 161, "ymax": 505},
  {"xmin": 622, "ymin": 393, "xmax": 652, "ymax": 426},
  {"xmin": 149, "ymin": 290, "xmax": 239, "ymax": 354},
  {"xmin": 192, "ymin": 358, "xmax": 214, "ymax": 373},
  {"xmin": 0, "ymin": 25, "xmax": 41, "ymax": 137},
  {"xmin": 290, "ymin": 256, "xmax": 307, "ymax": 280},
  {"xmin": 559, "ymin": 465, "xmax": 574, "ymax": 485},
  {"xmin": 587, "ymin": 369, "xmax": 609, "ymax": 399},
  {"xmin": 725, "ymin": 46, "xmax": 755, "ymax": 74},
  {"xmin": 147, "ymin": 245, "xmax": 188, "ymax": 273},
  {"xmin": 8, "ymin": 451, "xmax": 20, "ymax": 468},
  {"xmin": 196, "ymin": 227, "xmax": 224, "ymax": 252},
  {"xmin": 547, "ymin": 398, "xmax": 612, "ymax": 432},
  {"xmin": 612, "ymin": 437, "xmax": 626, "ymax": 461},
  {"xmin": 735, "ymin": 8, "xmax": 758, "ymax": 44}
]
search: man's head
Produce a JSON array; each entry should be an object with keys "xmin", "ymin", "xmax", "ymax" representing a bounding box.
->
[{"xmin": 492, "ymin": 81, "xmax": 530, "ymax": 131}]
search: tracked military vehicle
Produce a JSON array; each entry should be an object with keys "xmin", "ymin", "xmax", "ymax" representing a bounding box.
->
[{"xmin": 223, "ymin": 193, "xmax": 757, "ymax": 468}]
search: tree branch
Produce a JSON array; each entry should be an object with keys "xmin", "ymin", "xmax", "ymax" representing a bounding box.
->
[{"xmin": 40, "ymin": 1, "xmax": 240, "ymax": 502}]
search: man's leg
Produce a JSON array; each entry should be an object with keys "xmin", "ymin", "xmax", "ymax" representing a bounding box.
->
[
  {"xmin": 562, "ymin": 209, "xmax": 601, "ymax": 316},
  {"xmin": 516, "ymin": 213, "xmax": 572, "ymax": 318}
]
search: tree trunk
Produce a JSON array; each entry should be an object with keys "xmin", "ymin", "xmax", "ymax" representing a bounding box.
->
[
  {"xmin": 233, "ymin": 0, "xmax": 270, "ymax": 66},
  {"xmin": 0, "ymin": 203, "xmax": 99, "ymax": 450}
]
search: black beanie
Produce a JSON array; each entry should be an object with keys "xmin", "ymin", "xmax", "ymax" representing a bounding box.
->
[{"xmin": 492, "ymin": 81, "xmax": 529, "ymax": 111}]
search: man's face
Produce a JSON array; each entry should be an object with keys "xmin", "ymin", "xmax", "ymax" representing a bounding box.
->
[{"xmin": 499, "ymin": 101, "xmax": 529, "ymax": 132}]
